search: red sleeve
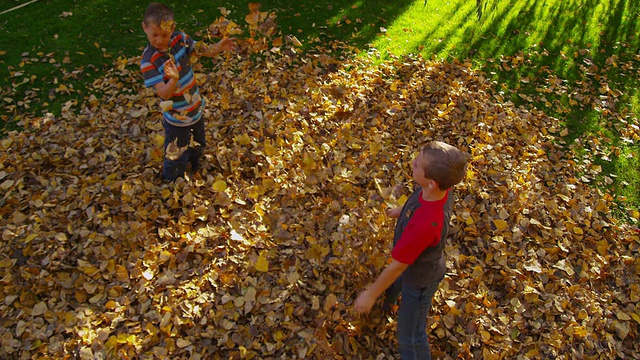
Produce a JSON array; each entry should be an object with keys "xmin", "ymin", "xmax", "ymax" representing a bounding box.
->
[{"xmin": 391, "ymin": 217, "xmax": 441, "ymax": 265}]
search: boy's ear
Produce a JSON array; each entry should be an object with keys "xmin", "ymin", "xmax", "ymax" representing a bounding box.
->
[{"xmin": 427, "ymin": 179, "xmax": 439, "ymax": 190}]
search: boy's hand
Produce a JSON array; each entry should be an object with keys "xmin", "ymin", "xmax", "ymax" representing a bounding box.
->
[
  {"xmin": 164, "ymin": 60, "xmax": 179, "ymax": 80},
  {"xmin": 202, "ymin": 38, "xmax": 237, "ymax": 57},
  {"xmin": 354, "ymin": 289, "xmax": 376, "ymax": 314},
  {"xmin": 386, "ymin": 206, "xmax": 402, "ymax": 218}
]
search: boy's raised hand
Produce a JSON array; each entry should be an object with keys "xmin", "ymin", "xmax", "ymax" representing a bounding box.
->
[
  {"xmin": 164, "ymin": 59, "xmax": 179, "ymax": 80},
  {"xmin": 201, "ymin": 38, "xmax": 237, "ymax": 57}
]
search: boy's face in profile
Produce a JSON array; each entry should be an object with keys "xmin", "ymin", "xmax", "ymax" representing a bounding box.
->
[
  {"xmin": 142, "ymin": 20, "xmax": 175, "ymax": 53},
  {"xmin": 411, "ymin": 152, "xmax": 431, "ymax": 188}
]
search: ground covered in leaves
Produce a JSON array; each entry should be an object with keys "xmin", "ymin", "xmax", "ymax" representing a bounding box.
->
[{"xmin": 1, "ymin": 7, "xmax": 639, "ymax": 360}]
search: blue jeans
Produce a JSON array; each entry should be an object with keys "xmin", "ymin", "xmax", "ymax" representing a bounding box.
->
[
  {"xmin": 162, "ymin": 119, "xmax": 206, "ymax": 180},
  {"xmin": 397, "ymin": 279, "xmax": 442, "ymax": 360}
]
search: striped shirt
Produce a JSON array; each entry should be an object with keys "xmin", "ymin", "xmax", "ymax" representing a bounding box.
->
[{"xmin": 140, "ymin": 31, "xmax": 205, "ymax": 127}]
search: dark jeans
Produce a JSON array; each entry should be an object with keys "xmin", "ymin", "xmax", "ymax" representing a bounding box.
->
[
  {"xmin": 162, "ymin": 119, "xmax": 206, "ymax": 180},
  {"xmin": 386, "ymin": 278, "xmax": 443, "ymax": 360}
]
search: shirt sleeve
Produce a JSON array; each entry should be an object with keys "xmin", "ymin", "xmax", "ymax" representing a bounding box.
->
[
  {"xmin": 391, "ymin": 217, "xmax": 441, "ymax": 265},
  {"xmin": 141, "ymin": 57, "xmax": 163, "ymax": 88},
  {"xmin": 182, "ymin": 32, "xmax": 196, "ymax": 56}
]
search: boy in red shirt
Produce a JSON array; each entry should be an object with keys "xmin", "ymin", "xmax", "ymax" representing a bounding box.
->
[{"xmin": 354, "ymin": 141, "xmax": 469, "ymax": 359}]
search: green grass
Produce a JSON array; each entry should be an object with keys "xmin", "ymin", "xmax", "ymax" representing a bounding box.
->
[{"xmin": 0, "ymin": 0, "xmax": 638, "ymax": 212}]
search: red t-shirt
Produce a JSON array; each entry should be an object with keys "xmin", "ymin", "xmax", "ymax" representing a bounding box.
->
[{"xmin": 391, "ymin": 191, "xmax": 448, "ymax": 265}]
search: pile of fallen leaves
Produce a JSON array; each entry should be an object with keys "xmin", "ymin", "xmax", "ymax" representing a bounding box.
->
[{"xmin": 1, "ymin": 5, "xmax": 638, "ymax": 360}]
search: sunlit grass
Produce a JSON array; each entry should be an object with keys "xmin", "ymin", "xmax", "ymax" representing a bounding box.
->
[{"xmin": 364, "ymin": 0, "xmax": 639, "ymax": 211}]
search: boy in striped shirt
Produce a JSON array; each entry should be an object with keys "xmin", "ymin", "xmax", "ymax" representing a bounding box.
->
[{"xmin": 141, "ymin": 2, "xmax": 235, "ymax": 180}]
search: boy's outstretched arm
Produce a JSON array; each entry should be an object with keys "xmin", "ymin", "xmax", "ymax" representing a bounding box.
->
[
  {"xmin": 199, "ymin": 38, "xmax": 237, "ymax": 57},
  {"xmin": 354, "ymin": 259, "xmax": 408, "ymax": 314}
]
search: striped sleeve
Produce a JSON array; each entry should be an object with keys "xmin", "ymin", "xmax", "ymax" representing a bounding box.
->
[
  {"xmin": 182, "ymin": 31, "xmax": 195, "ymax": 56},
  {"xmin": 140, "ymin": 46, "xmax": 163, "ymax": 88}
]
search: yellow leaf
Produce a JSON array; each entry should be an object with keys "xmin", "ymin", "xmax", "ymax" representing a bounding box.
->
[
  {"xmin": 159, "ymin": 250, "xmax": 172, "ymax": 264},
  {"xmin": 161, "ymin": 188, "xmax": 171, "ymax": 199},
  {"xmin": 264, "ymin": 140, "xmax": 277, "ymax": 157},
  {"xmin": 479, "ymin": 330, "xmax": 491, "ymax": 342},
  {"xmin": 166, "ymin": 139, "xmax": 188, "ymax": 160},
  {"xmin": 153, "ymin": 134, "xmax": 164, "ymax": 147},
  {"xmin": 105, "ymin": 336, "xmax": 118, "ymax": 352},
  {"xmin": 32, "ymin": 301, "xmax": 48, "ymax": 316},
  {"xmin": 0, "ymin": 258, "xmax": 14, "ymax": 268},
  {"xmin": 614, "ymin": 321, "xmax": 630, "ymax": 340},
  {"xmin": 105, "ymin": 300, "xmax": 117, "ymax": 310},
  {"xmin": 160, "ymin": 100, "xmax": 173, "ymax": 112},
  {"xmin": 0, "ymin": 179, "xmax": 14, "ymax": 190},
  {"xmin": 77, "ymin": 259, "xmax": 100, "ymax": 276},
  {"xmin": 493, "ymin": 219, "xmax": 509, "ymax": 231},
  {"xmin": 236, "ymin": 132, "xmax": 251, "ymax": 146},
  {"xmin": 617, "ymin": 311, "xmax": 631, "ymax": 321},
  {"xmin": 596, "ymin": 240, "xmax": 608, "ymax": 256},
  {"xmin": 397, "ymin": 194, "xmax": 408, "ymax": 206},
  {"xmin": 324, "ymin": 293, "xmax": 338, "ymax": 312},
  {"xmin": 212, "ymin": 179, "xmax": 227, "ymax": 192},
  {"xmin": 273, "ymin": 330, "xmax": 285, "ymax": 341},
  {"xmin": 287, "ymin": 271, "xmax": 300, "ymax": 285},
  {"xmin": 472, "ymin": 266, "xmax": 483, "ymax": 279},
  {"xmin": 116, "ymin": 333, "xmax": 135, "ymax": 344},
  {"xmin": 145, "ymin": 323, "xmax": 158, "ymax": 336},
  {"xmin": 525, "ymin": 349, "xmax": 539, "ymax": 357},
  {"xmin": 115, "ymin": 265, "xmax": 129, "ymax": 281},
  {"xmin": 255, "ymin": 252, "xmax": 269, "ymax": 272},
  {"xmin": 290, "ymin": 36, "xmax": 302, "ymax": 47},
  {"xmin": 177, "ymin": 338, "xmax": 192, "ymax": 348}
]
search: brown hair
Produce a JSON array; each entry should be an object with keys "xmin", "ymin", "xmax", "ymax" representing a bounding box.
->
[
  {"xmin": 421, "ymin": 141, "xmax": 470, "ymax": 190},
  {"xmin": 143, "ymin": 2, "xmax": 174, "ymax": 25}
]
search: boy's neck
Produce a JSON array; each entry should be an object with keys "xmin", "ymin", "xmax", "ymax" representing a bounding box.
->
[{"xmin": 421, "ymin": 187, "xmax": 447, "ymax": 202}]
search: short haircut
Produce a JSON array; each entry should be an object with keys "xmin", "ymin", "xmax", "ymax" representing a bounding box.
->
[
  {"xmin": 421, "ymin": 141, "xmax": 470, "ymax": 190},
  {"xmin": 143, "ymin": 2, "xmax": 174, "ymax": 25}
]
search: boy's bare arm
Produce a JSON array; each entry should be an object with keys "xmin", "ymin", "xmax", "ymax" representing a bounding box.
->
[
  {"xmin": 197, "ymin": 38, "xmax": 237, "ymax": 58},
  {"xmin": 354, "ymin": 259, "xmax": 408, "ymax": 314},
  {"xmin": 154, "ymin": 60, "xmax": 179, "ymax": 99}
]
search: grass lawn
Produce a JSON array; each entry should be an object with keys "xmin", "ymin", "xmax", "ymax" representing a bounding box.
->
[{"xmin": 0, "ymin": 0, "xmax": 638, "ymax": 213}]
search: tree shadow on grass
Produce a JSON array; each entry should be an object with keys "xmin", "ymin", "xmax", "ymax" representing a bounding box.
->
[{"xmin": 412, "ymin": 0, "xmax": 639, "ymax": 209}]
